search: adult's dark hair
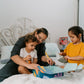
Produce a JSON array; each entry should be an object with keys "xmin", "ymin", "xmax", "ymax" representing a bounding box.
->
[
  {"xmin": 25, "ymin": 28, "xmax": 48, "ymax": 37},
  {"xmin": 34, "ymin": 28, "xmax": 48, "ymax": 37},
  {"xmin": 68, "ymin": 26, "xmax": 84, "ymax": 42}
]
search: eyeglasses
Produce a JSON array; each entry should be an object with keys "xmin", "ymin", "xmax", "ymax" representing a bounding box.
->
[{"xmin": 38, "ymin": 35, "xmax": 45, "ymax": 42}]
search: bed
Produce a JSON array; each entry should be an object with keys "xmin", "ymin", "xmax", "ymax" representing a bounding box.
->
[
  {"xmin": 0, "ymin": 18, "xmax": 84, "ymax": 84},
  {"xmin": 0, "ymin": 70, "xmax": 84, "ymax": 84},
  {"xmin": 0, "ymin": 18, "xmax": 38, "ymax": 69},
  {"xmin": 0, "ymin": 17, "xmax": 62, "ymax": 69}
]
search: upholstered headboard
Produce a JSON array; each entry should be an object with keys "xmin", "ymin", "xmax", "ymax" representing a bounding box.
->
[{"xmin": 0, "ymin": 17, "xmax": 51, "ymax": 54}]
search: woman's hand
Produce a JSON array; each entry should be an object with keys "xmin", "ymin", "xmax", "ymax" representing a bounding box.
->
[
  {"xmin": 26, "ymin": 64, "xmax": 40, "ymax": 70},
  {"xmin": 47, "ymin": 58, "xmax": 55, "ymax": 65}
]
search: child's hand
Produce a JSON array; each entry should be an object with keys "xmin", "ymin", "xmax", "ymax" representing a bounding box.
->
[
  {"xmin": 59, "ymin": 52, "xmax": 66, "ymax": 56},
  {"xmin": 64, "ymin": 56, "xmax": 70, "ymax": 61},
  {"xmin": 23, "ymin": 55, "xmax": 31, "ymax": 61},
  {"xmin": 59, "ymin": 52, "xmax": 63, "ymax": 55}
]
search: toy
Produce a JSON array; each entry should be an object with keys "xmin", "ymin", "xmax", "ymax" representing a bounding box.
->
[{"xmin": 33, "ymin": 63, "xmax": 83, "ymax": 78}]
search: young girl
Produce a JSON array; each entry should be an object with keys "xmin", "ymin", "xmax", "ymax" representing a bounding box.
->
[
  {"xmin": 18, "ymin": 34, "xmax": 38, "ymax": 74},
  {"xmin": 59, "ymin": 26, "xmax": 84, "ymax": 65}
]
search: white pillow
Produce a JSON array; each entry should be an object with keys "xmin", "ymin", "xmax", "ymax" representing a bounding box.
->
[
  {"xmin": 0, "ymin": 46, "xmax": 13, "ymax": 63},
  {"xmin": 45, "ymin": 43, "xmax": 60, "ymax": 57}
]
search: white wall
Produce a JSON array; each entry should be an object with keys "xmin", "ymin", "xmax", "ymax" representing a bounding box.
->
[
  {"xmin": 79, "ymin": 0, "xmax": 84, "ymax": 29},
  {"xmin": 0, "ymin": 0, "xmax": 77, "ymax": 44}
]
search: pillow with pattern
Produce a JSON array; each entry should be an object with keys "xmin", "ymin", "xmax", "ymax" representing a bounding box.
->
[{"xmin": 0, "ymin": 46, "xmax": 13, "ymax": 64}]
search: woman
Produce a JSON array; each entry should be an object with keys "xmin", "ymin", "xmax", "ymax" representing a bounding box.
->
[{"xmin": 0, "ymin": 28, "xmax": 54, "ymax": 82}]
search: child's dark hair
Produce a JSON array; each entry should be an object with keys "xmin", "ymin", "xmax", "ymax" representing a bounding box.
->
[
  {"xmin": 68, "ymin": 26, "xmax": 84, "ymax": 42},
  {"xmin": 25, "ymin": 34, "xmax": 38, "ymax": 43}
]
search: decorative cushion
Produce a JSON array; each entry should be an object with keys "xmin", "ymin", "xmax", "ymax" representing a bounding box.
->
[
  {"xmin": 0, "ymin": 46, "xmax": 13, "ymax": 64},
  {"xmin": 0, "ymin": 59, "xmax": 10, "ymax": 64}
]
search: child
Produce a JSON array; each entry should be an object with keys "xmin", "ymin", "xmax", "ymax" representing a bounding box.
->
[
  {"xmin": 18, "ymin": 34, "xmax": 38, "ymax": 74},
  {"xmin": 59, "ymin": 26, "xmax": 84, "ymax": 65}
]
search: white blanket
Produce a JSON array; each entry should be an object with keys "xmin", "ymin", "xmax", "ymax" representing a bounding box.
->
[{"xmin": 0, "ymin": 70, "xmax": 84, "ymax": 84}]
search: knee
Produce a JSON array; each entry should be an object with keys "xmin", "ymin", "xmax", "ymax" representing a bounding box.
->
[{"xmin": 18, "ymin": 66, "xmax": 25, "ymax": 73}]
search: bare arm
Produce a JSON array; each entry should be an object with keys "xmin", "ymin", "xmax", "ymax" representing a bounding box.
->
[
  {"xmin": 41, "ymin": 56, "xmax": 47, "ymax": 62},
  {"xmin": 33, "ymin": 58, "xmax": 38, "ymax": 64},
  {"xmin": 64, "ymin": 56, "xmax": 84, "ymax": 61},
  {"xmin": 11, "ymin": 55, "xmax": 39, "ymax": 70},
  {"xmin": 41, "ymin": 56, "xmax": 55, "ymax": 65},
  {"xmin": 11, "ymin": 55, "xmax": 27, "ymax": 66}
]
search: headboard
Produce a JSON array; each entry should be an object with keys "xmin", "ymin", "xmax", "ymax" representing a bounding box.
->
[{"xmin": 0, "ymin": 17, "xmax": 51, "ymax": 54}]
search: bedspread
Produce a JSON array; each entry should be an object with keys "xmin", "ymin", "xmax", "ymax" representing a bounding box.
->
[{"xmin": 0, "ymin": 70, "xmax": 84, "ymax": 84}]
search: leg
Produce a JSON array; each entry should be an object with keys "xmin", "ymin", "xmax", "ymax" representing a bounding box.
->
[
  {"xmin": 0, "ymin": 60, "xmax": 18, "ymax": 82},
  {"xmin": 18, "ymin": 66, "xmax": 32, "ymax": 74}
]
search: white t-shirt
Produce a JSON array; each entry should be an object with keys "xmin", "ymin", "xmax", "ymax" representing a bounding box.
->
[{"xmin": 20, "ymin": 48, "xmax": 37, "ymax": 62}]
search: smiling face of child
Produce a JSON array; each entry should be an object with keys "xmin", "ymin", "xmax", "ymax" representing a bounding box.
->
[{"xmin": 25, "ymin": 41, "xmax": 37, "ymax": 52}]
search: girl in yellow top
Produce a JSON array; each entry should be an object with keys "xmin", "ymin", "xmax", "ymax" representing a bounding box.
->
[{"xmin": 59, "ymin": 26, "xmax": 84, "ymax": 65}]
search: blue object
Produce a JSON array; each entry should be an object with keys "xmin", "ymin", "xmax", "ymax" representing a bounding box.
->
[
  {"xmin": 45, "ymin": 43, "xmax": 60, "ymax": 57},
  {"xmin": 33, "ymin": 66, "xmax": 64, "ymax": 78},
  {"xmin": 33, "ymin": 63, "xmax": 83, "ymax": 78}
]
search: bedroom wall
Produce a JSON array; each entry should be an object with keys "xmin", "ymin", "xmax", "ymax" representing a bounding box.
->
[
  {"xmin": 0, "ymin": 0, "xmax": 78, "ymax": 45},
  {"xmin": 79, "ymin": 0, "xmax": 84, "ymax": 29}
]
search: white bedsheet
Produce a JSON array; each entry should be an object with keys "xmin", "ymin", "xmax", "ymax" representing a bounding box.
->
[{"xmin": 0, "ymin": 70, "xmax": 84, "ymax": 84}]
